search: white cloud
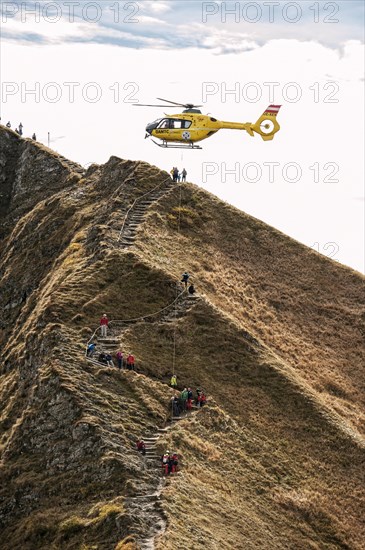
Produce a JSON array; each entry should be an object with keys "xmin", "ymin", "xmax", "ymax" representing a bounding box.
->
[
  {"xmin": 144, "ymin": 1, "xmax": 172, "ymax": 14},
  {"xmin": 1, "ymin": 1, "xmax": 363, "ymax": 52}
]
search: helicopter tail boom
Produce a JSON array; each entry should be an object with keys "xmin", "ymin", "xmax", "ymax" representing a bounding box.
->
[{"xmin": 250, "ymin": 104, "xmax": 281, "ymax": 141}]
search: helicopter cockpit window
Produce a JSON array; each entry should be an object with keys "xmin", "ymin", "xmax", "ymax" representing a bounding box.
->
[
  {"xmin": 157, "ymin": 119, "xmax": 170, "ymax": 129},
  {"xmin": 157, "ymin": 118, "xmax": 192, "ymax": 130}
]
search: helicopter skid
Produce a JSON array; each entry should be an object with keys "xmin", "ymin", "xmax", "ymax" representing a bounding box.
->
[{"xmin": 151, "ymin": 139, "xmax": 202, "ymax": 150}]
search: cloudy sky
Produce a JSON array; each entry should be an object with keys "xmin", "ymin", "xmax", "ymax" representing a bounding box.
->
[{"xmin": 1, "ymin": 0, "xmax": 364, "ymax": 272}]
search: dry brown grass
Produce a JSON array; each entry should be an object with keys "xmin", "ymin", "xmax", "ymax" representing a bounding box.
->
[
  {"xmin": 135, "ymin": 183, "xmax": 365, "ymax": 436},
  {"xmin": 0, "ymin": 140, "xmax": 364, "ymax": 549}
]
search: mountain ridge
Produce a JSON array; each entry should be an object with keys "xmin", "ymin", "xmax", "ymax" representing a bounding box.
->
[{"xmin": 0, "ymin": 125, "xmax": 364, "ymax": 549}]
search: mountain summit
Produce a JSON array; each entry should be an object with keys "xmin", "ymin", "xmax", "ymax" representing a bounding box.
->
[{"xmin": 0, "ymin": 125, "xmax": 364, "ymax": 549}]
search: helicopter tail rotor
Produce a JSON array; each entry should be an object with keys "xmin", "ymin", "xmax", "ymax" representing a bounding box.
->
[{"xmin": 250, "ymin": 105, "xmax": 281, "ymax": 141}]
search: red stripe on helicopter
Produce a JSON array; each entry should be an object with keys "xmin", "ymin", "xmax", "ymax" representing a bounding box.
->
[{"xmin": 265, "ymin": 105, "xmax": 281, "ymax": 114}]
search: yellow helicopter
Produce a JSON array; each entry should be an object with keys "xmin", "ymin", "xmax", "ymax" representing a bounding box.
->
[{"xmin": 134, "ymin": 98, "xmax": 281, "ymax": 149}]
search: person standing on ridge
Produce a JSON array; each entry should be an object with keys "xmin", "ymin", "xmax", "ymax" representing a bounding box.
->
[
  {"xmin": 187, "ymin": 388, "xmax": 193, "ymax": 410},
  {"xmin": 127, "ymin": 353, "xmax": 135, "ymax": 371},
  {"xmin": 170, "ymin": 374, "xmax": 177, "ymax": 388},
  {"xmin": 116, "ymin": 350, "xmax": 123, "ymax": 369},
  {"xmin": 161, "ymin": 451, "xmax": 170, "ymax": 475},
  {"xmin": 171, "ymin": 395, "xmax": 180, "ymax": 416},
  {"xmin": 100, "ymin": 314, "xmax": 109, "ymax": 337},
  {"xmin": 181, "ymin": 272, "xmax": 190, "ymax": 289},
  {"xmin": 32, "ymin": 133, "xmax": 36, "ymax": 140},
  {"xmin": 6, "ymin": 121, "xmax": 11, "ymax": 128},
  {"xmin": 196, "ymin": 388, "xmax": 202, "ymax": 406},
  {"xmin": 170, "ymin": 452, "xmax": 179, "ymax": 473},
  {"xmin": 18, "ymin": 122, "xmax": 23, "ymax": 136},
  {"xmin": 173, "ymin": 167, "xmax": 179, "ymax": 182},
  {"xmin": 180, "ymin": 387, "xmax": 188, "ymax": 411},
  {"xmin": 181, "ymin": 168, "xmax": 187, "ymax": 182}
]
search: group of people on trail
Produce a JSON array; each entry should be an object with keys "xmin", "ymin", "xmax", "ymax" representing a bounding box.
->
[
  {"xmin": 170, "ymin": 387, "xmax": 206, "ymax": 416},
  {"xmin": 87, "ymin": 341, "xmax": 135, "ymax": 370},
  {"xmin": 4, "ymin": 120, "xmax": 36, "ymax": 140},
  {"xmin": 116, "ymin": 351, "xmax": 135, "ymax": 370},
  {"xmin": 161, "ymin": 451, "xmax": 179, "ymax": 475},
  {"xmin": 171, "ymin": 167, "xmax": 187, "ymax": 183},
  {"xmin": 86, "ymin": 344, "xmax": 113, "ymax": 368},
  {"xmin": 136, "ymin": 441, "xmax": 179, "ymax": 475},
  {"xmin": 5, "ymin": 121, "xmax": 23, "ymax": 135},
  {"xmin": 181, "ymin": 272, "xmax": 196, "ymax": 295}
]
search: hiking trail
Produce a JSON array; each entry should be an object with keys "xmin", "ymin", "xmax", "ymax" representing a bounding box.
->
[{"xmin": 126, "ymin": 407, "xmax": 198, "ymax": 548}]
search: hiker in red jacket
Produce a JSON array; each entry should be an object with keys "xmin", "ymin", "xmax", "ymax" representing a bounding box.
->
[
  {"xmin": 200, "ymin": 392, "xmax": 207, "ymax": 407},
  {"xmin": 127, "ymin": 353, "xmax": 135, "ymax": 371},
  {"xmin": 170, "ymin": 453, "xmax": 179, "ymax": 473},
  {"xmin": 136, "ymin": 440, "xmax": 146, "ymax": 455},
  {"xmin": 100, "ymin": 314, "xmax": 108, "ymax": 337}
]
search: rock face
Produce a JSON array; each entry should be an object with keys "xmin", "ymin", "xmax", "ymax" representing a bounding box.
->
[{"xmin": 0, "ymin": 124, "xmax": 364, "ymax": 550}]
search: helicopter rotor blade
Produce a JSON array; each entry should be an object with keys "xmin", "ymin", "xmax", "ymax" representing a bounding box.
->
[
  {"xmin": 156, "ymin": 97, "xmax": 187, "ymax": 107},
  {"xmin": 157, "ymin": 97, "xmax": 203, "ymax": 109},
  {"xmin": 134, "ymin": 99, "xmax": 204, "ymax": 109},
  {"xmin": 133, "ymin": 104, "xmax": 176, "ymax": 107}
]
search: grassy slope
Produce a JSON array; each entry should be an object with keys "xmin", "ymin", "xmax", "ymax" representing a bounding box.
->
[
  {"xmin": 123, "ymin": 300, "xmax": 365, "ymax": 549},
  {"xmin": 1, "ymin": 140, "xmax": 364, "ymax": 549},
  {"xmin": 134, "ymin": 184, "xmax": 365, "ymax": 437}
]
